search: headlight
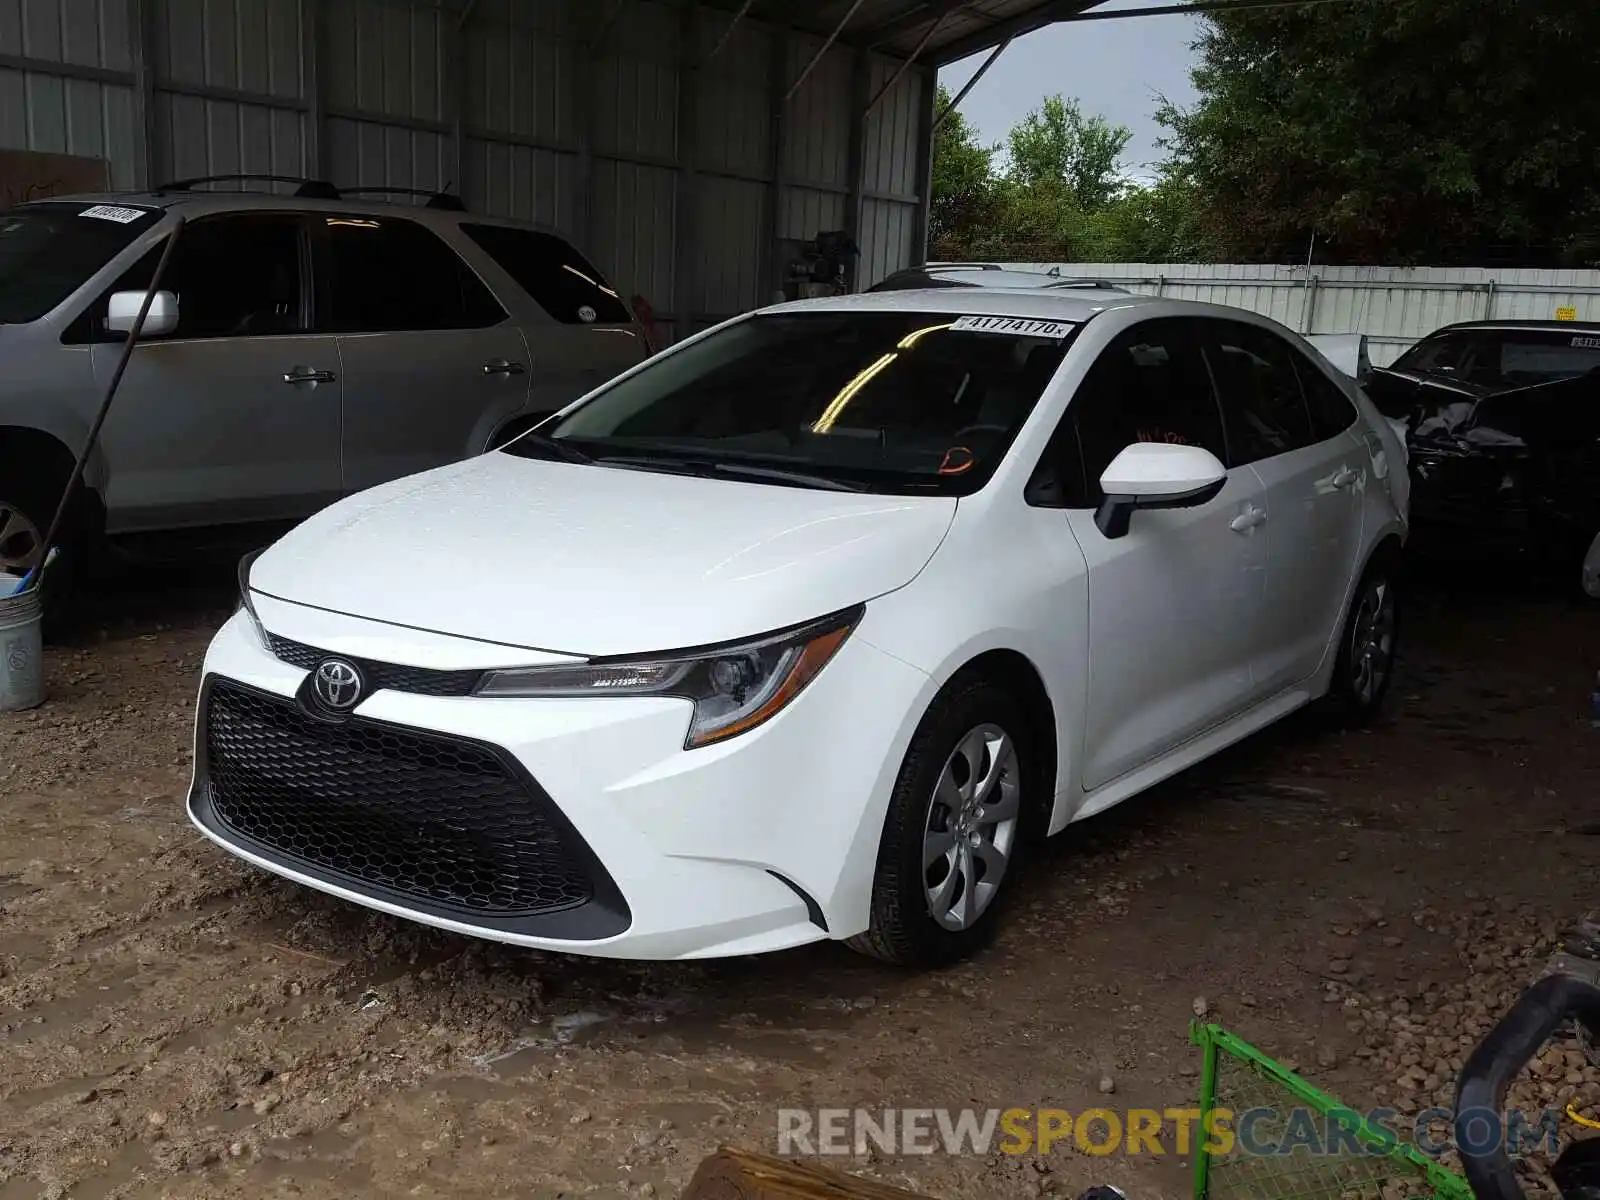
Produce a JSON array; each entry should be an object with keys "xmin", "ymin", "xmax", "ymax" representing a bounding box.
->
[
  {"xmin": 236, "ymin": 549, "xmax": 268, "ymax": 646},
  {"xmin": 474, "ymin": 606, "xmax": 863, "ymax": 748}
]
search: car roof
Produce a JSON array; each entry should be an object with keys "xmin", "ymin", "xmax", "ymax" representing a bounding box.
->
[
  {"xmin": 23, "ymin": 189, "xmax": 568, "ymax": 239},
  {"xmin": 1425, "ymin": 319, "xmax": 1600, "ymax": 335},
  {"xmin": 759, "ymin": 287, "xmax": 1159, "ymax": 323}
]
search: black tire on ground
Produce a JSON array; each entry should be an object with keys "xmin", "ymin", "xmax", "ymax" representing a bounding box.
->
[
  {"xmin": 1326, "ymin": 545, "xmax": 1402, "ymax": 726},
  {"xmin": 847, "ymin": 672, "xmax": 1042, "ymax": 969},
  {"xmin": 0, "ymin": 449, "xmax": 88, "ymax": 637}
]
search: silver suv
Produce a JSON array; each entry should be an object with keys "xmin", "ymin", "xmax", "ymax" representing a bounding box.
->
[{"xmin": 0, "ymin": 177, "xmax": 648, "ymax": 577}]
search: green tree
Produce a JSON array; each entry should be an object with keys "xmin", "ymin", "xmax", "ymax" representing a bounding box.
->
[
  {"xmin": 1160, "ymin": 0, "xmax": 1600, "ymax": 265},
  {"xmin": 929, "ymin": 85, "xmax": 998, "ymax": 251},
  {"xmin": 1005, "ymin": 94, "xmax": 1133, "ymax": 210}
]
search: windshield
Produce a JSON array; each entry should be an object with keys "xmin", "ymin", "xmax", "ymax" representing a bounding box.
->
[
  {"xmin": 1394, "ymin": 328, "xmax": 1600, "ymax": 391},
  {"xmin": 520, "ymin": 311, "xmax": 1078, "ymax": 495},
  {"xmin": 0, "ymin": 203, "xmax": 160, "ymax": 324}
]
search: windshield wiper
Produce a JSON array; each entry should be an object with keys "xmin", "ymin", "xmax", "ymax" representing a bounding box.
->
[
  {"xmin": 598, "ymin": 454, "xmax": 865, "ymax": 492},
  {"xmin": 709, "ymin": 462, "xmax": 865, "ymax": 492},
  {"xmin": 505, "ymin": 432, "xmax": 593, "ymax": 464}
]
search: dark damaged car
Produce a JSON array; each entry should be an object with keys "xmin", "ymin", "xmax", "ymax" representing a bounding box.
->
[{"xmin": 1364, "ymin": 320, "xmax": 1600, "ymax": 571}]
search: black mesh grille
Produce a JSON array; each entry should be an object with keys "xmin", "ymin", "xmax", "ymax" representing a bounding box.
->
[
  {"xmin": 266, "ymin": 634, "xmax": 483, "ymax": 698},
  {"xmin": 202, "ymin": 681, "xmax": 593, "ymax": 915}
]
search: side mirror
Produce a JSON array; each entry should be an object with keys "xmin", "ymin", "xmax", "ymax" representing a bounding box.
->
[
  {"xmin": 1095, "ymin": 442, "xmax": 1228, "ymax": 539},
  {"xmin": 106, "ymin": 289, "xmax": 179, "ymax": 337}
]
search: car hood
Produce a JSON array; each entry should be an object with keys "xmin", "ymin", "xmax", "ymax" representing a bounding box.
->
[{"xmin": 250, "ymin": 453, "xmax": 958, "ymax": 656}]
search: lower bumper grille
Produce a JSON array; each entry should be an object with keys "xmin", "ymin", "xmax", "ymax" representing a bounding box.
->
[{"xmin": 200, "ymin": 679, "xmax": 597, "ymax": 918}]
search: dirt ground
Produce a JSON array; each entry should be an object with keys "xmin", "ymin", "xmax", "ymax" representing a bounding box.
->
[{"xmin": 2, "ymin": 567, "xmax": 1597, "ymax": 1200}]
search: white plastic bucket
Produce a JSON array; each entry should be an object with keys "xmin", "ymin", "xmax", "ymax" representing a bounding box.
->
[{"xmin": 0, "ymin": 583, "xmax": 44, "ymax": 712}]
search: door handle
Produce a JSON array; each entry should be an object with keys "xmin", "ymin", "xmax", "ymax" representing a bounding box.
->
[
  {"xmin": 284, "ymin": 368, "xmax": 336, "ymax": 385},
  {"xmin": 482, "ymin": 359, "xmax": 526, "ymax": 376},
  {"xmin": 1332, "ymin": 466, "xmax": 1359, "ymax": 489},
  {"xmin": 1229, "ymin": 505, "xmax": 1267, "ymax": 533}
]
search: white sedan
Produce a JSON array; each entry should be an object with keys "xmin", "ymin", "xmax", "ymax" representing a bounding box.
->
[{"xmin": 192, "ymin": 290, "xmax": 1409, "ymax": 967}]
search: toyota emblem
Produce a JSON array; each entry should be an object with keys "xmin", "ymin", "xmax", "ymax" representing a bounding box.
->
[{"xmin": 313, "ymin": 658, "xmax": 364, "ymax": 710}]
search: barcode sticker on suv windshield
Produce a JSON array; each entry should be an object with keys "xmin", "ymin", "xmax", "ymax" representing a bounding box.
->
[
  {"xmin": 79, "ymin": 205, "xmax": 144, "ymax": 224},
  {"xmin": 949, "ymin": 315, "xmax": 1074, "ymax": 339}
]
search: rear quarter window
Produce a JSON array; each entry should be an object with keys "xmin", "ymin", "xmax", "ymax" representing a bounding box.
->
[{"xmin": 460, "ymin": 224, "xmax": 632, "ymax": 325}]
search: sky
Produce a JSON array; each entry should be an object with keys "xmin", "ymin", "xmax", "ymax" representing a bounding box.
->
[{"xmin": 937, "ymin": 2, "xmax": 1205, "ymax": 183}]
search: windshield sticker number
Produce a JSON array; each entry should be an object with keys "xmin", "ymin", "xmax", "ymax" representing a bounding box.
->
[
  {"xmin": 949, "ymin": 315, "xmax": 1074, "ymax": 340},
  {"xmin": 1572, "ymin": 335, "xmax": 1600, "ymax": 349},
  {"xmin": 79, "ymin": 205, "xmax": 144, "ymax": 224}
]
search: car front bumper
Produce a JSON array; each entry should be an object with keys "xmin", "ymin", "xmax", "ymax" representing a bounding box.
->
[{"xmin": 188, "ymin": 603, "xmax": 932, "ymax": 960}]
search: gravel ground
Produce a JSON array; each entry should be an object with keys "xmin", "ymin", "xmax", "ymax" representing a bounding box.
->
[{"xmin": 1, "ymin": 568, "xmax": 1597, "ymax": 1200}]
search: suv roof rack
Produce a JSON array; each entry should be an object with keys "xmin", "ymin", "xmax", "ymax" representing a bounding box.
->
[
  {"xmin": 156, "ymin": 174, "xmax": 342, "ymax": 199},
  {"xmin": 336, "ymin": 186, "xmax": 466, "ymax": 211},
  {"xmin": 152, "ymin": 174, "xmax": 466, "ymax": 210}
]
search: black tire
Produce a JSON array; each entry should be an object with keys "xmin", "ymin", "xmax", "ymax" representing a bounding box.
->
[
  {"xmin": 0, "ymin": 451, "xmax": 88, "ymax": 638},
  {"xmin": 1326, "ymin": 547, "xmax": 1401, "ymax": 726},
  {"xmin": 847, "ymin": 673, "xmax": 1042, "ymax": 969}
]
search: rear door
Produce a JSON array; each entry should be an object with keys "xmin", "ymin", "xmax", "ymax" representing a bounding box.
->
[
  {"xmin": 313, "ymin": 213, "xmax": 531, "ymax": 494},
  {"xmin": 1198, "ymin": 319, "xmax": 1366, "ymax": 694},
  {"xmin": 81, "ymin": 212, "xmax": 343, "ymax": 531},
  {"xmin": 455, "ymin": 222, "xmax": 649, "ymax": 413}
]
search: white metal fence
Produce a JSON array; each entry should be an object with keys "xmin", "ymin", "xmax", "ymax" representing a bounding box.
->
[{"xmin": 1002, "ymin": 263, "xmax": 1600, "ymax": 366}]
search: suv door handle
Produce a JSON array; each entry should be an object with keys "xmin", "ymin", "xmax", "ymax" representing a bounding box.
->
[
  {"xmin": 284, "ymin": 368, "xmax": 336, "ymax": 385},
  {"xmin": 482, "ymin": 359, "xmax": 526, "ymax": 376},
  {"xmin": 1332, "ymin": 466, "xmax": 1358, "ymax": 489},
  {"xmin": 1229, "ymin": 504, "xmax": 1267, "ymax": 533}
]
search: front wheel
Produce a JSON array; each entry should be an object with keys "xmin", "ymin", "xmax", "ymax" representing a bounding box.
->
[
  {"xmin": 848, "ymin": 676, "xmax": 1036, "ymax": 968},
  {"xmin": 1327, "ymin": 553, "xmax": 1400, "ymax": 725}
]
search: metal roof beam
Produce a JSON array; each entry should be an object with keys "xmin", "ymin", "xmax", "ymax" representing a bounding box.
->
[
  {"xmin": 929, "ymin": 0, "xmax": 1106, "ymax": 65},
  {"xmin": 858, "ymin": 0, "xmax": 972, "ymax": 48}
]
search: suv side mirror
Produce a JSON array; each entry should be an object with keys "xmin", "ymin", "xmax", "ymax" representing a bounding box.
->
[
  {"xmin": 1095, "ymin": 442, "xmax": 1228, "ymax": 539},
  {"xmin": 107, "ymin": 289, "xmax": 179, "ymax": 337}
]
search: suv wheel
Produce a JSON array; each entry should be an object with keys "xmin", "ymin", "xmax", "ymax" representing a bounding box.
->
[
  {"xmin": 848, "ymin": 674, "xmax": 1036, "ymax": 968},
  {"xmin": 0, "ymin": 453, "xmax": 87, "ymax": 631}
]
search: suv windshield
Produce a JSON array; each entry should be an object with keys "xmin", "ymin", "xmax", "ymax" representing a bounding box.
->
[
  {"xmin": 521, "ymin": 311, "xmax": 1079, "ymax": 495},
  {"xmin": 1394, "ymin": 328, "xmax": 1600, "ymax": 391},
  {"xmin": 0, "ymin": 203, "xmax": 160, "ymax": 323}
]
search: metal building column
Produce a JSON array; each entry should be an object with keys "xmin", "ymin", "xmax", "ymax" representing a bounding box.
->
[
  {"xmin": 845, "ymin": 48, "xmax": 870, "ymax": 291},
  {"xmin": 130, "ymin": 0, "xmax": 158, "ymax": 187},
  {"xmin": 762, "ymin": 29, "xmax": 789, "ymax": 306},
  {"xmin": 671, "ymin": 0, "xmax": 702, "ymax": 342},
  {"xmin": 449, "ymin": 0, "xmax": 481, "ymax": 199},
  {"xmin": 568, "ymin": 1, "xmax": 596, "ymax": 244},
  {"xmin": 302, "ymin": 0, "xmax": 330, "ymax": 181},
  {"xmin": 911, "ymin": 63, "xmax": 936, "ymax": 263}
]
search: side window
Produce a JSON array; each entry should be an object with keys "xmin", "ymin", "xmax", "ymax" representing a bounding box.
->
[
  {"xmin": 1202, "ymin": 321, "xmax": 1316, "ymax": 465},
  {"xmin": 1066, "ymin": 319, "xmax": 1229, "ymax": 506},
  {"xmin": 1294, "ymin": 353, "xmax": 1359, "ymax": 441},
  {"xmin": 77, "ymin": 214, "xmax": 304, "ymax": 341},
  {"xmin": 321, "ymin": 216, "xmax": 505, "ymax": 333},
  {"xmin": 458, "ymin": 224, "xmax": 633, "ymax": 325}
]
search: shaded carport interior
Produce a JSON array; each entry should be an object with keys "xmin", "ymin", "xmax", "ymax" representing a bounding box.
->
[{"xmin": 0, "ymin": 0, "xmax": 1096, "ymax": 340}]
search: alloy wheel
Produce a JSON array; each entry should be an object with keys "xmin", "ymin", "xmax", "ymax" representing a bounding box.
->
[
  {"xmin": 922, "ymin": 723, "xmax": 1021, "ymax": 932},
  {"xmin": 1348, "ymin": 578, "xmax": 1396, "ymax": 706},
  {"xmin": 0, "ymin": 500, "xmax": 42, "ymax": 575}
]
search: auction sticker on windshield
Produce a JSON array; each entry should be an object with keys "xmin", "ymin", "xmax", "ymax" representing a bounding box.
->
[
  {"xmin": 950, "ymin": 315, "xmax": 1074, "ymax": 339},
  {"xmin": 79, "ymin": 205, "xmax": 145, "ymax": 224}
]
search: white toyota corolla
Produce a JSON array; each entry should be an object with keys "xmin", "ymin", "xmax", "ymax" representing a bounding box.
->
[{"xmin": 192, "ymin": 290, "xmax": 1409, "ymax": 967}]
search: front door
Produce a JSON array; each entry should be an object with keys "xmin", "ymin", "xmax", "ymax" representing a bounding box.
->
[
  {"xmin": 313, "ymin": 213, "xmax": 530, "ymax": 494},
  {"xmin": 87, "ymin": 213, "xmax": 342, "ymax": 532},
  {"xmin": 1061, "ymin": 318, "xmax": 1270, "ymax": 791},
  {"xmin": 1198, "ymin": 319, "xmax": 1366, "ymax": 693}
]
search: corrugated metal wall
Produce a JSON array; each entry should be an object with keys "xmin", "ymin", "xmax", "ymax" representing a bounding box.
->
[
  {"xmin": 1007, "ymin": 262, "xmax": 1600, "ymax": 367},
  {"xmin": 0, "ymin": 0, "xmax": 934, "ymax": 337}
]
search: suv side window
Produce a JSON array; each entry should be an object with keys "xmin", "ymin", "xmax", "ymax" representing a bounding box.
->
[
  {"xmin": 70, "ymin": 213, "xmax": 306, "ymax": 342},
  {"xmin": 1201, "ymin": 320, "xmax": 1316, "ymax": 465},
  {"xmin": 458, "ymin": 224, "xmax": 632, "ymax": 325},
  {"xmin": 320, "ymin": 215, "xmax": 505, "ymax": 333},
  {"xmin": 1293, "ymin": 353, "xmax": 1359, "ymax": 441},
  {"xmin": 1059, "ymin": 318, "xmax": 1229, "ymax": 507}
]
